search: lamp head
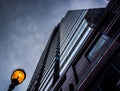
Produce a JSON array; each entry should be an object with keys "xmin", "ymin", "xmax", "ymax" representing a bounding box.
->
[{"xmin": 11, "ymin": 69, "xmax": 26, "ymax": 85}]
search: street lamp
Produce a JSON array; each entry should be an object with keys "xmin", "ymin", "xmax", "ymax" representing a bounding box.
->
[{"xmin": 8, "ymin": 69, "xmax": 26, "ymax": 91}]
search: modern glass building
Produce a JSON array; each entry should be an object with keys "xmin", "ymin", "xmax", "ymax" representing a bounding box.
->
[{"xmin": 27, "ymin": 0, "xmax": 120, "ymax": 91}]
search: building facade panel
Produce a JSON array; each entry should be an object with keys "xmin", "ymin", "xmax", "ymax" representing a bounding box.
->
[{"xmin": 27, "ymin": 0, "xmax": 120, "ymax": 91}]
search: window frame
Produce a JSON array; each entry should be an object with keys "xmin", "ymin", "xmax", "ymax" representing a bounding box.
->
[{"xmin": 86, "ymin": 33, "xmax": 110, "ymax": 62}]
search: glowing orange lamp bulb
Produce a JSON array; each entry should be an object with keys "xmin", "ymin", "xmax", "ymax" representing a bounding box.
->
[{"xmin": 8, "ymin": 69, "xmax": 26, "ymax": 91}]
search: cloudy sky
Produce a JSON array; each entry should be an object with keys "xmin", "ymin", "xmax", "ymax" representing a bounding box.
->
[{"xmin": 0, "ymin": 0, "xmax": 108, "ymax": 91}]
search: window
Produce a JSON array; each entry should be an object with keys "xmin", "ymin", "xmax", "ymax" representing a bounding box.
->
[
  {"xmin": 60, "ymin": 26, "xmax": 93, "ymax": 75},
  {"xmin": 39, "ymin": 71, "xmax": 53, "ymax": 90},
  {"xmin": 60, "ymin": 19, "xmax": 88, "ymax": 67},
  {"xmin": 87, "ymin": 34, "xmax": 109, "ymax": 61},
  {"xmin": 43, "ymin": 77, "xmax": 53, "ymax": 91}
]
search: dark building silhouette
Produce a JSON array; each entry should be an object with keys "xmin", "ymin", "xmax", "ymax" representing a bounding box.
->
[{"xmin": 27, "ymin": 0, "xmax": 120, "ymax": 91}]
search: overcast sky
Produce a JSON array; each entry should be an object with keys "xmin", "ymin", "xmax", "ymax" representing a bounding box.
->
[{"xmin": 0, "ymin": 0, "xmax": 108, "ymax": 91}]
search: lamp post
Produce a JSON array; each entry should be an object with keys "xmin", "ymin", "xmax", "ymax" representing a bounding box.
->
[{"xmin": 8, "ymin": 69, "xmax": 26, "ymax": 91}]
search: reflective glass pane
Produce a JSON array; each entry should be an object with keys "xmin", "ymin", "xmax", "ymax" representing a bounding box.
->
[{"xmin": 87, "ymin": 34, "xmax": 109, "ymax": 61}]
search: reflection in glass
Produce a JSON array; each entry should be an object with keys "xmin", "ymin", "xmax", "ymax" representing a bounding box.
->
[
  {"xmin": 60, "ymin": 26, "xmax": 93, "ymax": 75},
  {"xmin": 87, "ymin": 34, "xmax": 109, "ymax": 61}
]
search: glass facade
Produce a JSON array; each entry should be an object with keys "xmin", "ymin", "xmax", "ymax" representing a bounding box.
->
[
  {"xmin": 60, "ymin": 26, "xmax": 93, "ymax": 75},
  {"xmin": 59, "ymin": 10, "xmax": 95, "ymax": 75},
  {"xmin": 38, "ymin": 30, "xmax": 60, "ymax": 91}
]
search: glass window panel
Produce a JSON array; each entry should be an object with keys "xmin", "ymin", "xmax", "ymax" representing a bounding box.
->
[
  {"xmin": 42, "ymin": 77, "xmax": 53, "ymax": 91},
  {"xmin": 41, "ymin": 63, "xmax": 54, "ymax": 83},
  {"xmin": 60, "ymin": 19, "xmax": 88, "ymax": 67},
  {"xmin": 60, "ymin": 27, "xmax": 92, "ymax": 75},
  {"xmin": 87, "ymin": 34, "xmax": 109, "ymax": 61},
  {"xmin": 60, "ymin": 10, "xmax": 88, "ymax": 54},
  {"xmin": 39, "ymin": 70, "xmax": 54, "ymax": 90},
  {"xmin": 43, "ymin": 56, "xmax": 55, "ymax": 76}
]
